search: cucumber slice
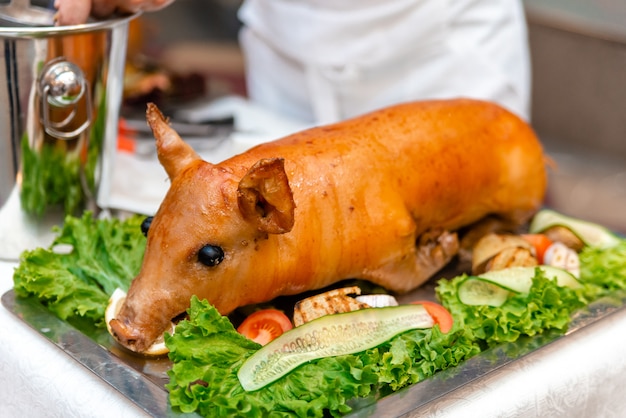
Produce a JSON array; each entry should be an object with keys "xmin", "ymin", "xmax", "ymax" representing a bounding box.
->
[
  {"xmin": 529, "ymin": 209, "xmax": 621, "ymax": 249},
  {"xmin": 480, "ymin": 265, "xmax": 581, "ymax": 292},
  {"xmin": 237, "ymin": 305, "xmax": 434, "ymax": 391},
  {"xmin": 457, "ymin": 278, "xmax": 511, "ymax": 306},
  {"xmin": 457, "ymin": 266, "xmax": 582, "ymax": 307}
]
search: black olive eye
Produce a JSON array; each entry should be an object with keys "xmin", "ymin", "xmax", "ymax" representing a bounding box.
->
[
  {"xmin": 140, "ymin": 216, "xmax": 153, "ymax": 237},
  {"xmin": 198, "ymin": 245, "xmax": 224, "ymax": 267}
]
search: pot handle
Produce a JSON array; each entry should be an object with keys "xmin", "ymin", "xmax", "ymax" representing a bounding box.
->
[{"xmin": 38, "ymin": 58, "xmax": 92, "ymax": 139}]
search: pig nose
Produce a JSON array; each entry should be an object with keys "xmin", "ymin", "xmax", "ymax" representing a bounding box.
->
[{"xmin": 109, "ymin": 318, "xmax": 147, "ymax": 352}]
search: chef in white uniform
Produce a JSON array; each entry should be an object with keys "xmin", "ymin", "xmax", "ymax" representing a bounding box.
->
[{"xmin": 56, "ymin": 0, "xmax": 531, "ymax": 123}]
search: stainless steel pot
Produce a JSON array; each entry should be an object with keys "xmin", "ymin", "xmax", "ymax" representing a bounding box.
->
[
  {"xmin": 0, "ymin": 1, "xmax": 136, "ymax": 212},
  {"xmin": 0, "ymin": 0, "xmax": 138, "ymax": 258}
]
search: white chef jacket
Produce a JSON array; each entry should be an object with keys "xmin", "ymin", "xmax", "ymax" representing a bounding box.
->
[{"xmin": 238, "ymin": 0, "xmax": 530, "ymax": 125}]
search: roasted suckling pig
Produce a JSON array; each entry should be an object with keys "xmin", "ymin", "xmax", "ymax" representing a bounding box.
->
[{"xmin": 108, "ymin": 99, "xmax": 547, "ymax": 353}]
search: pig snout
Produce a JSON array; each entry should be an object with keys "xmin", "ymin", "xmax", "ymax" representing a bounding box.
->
[
  {"xmin": 107, "ymin": 286, "xmax": 182, "ymax": 354},
  {"xmin": 109, "ymin": 317, "xmax": 153, "ymax": 353},
  {"xmin": 107, "ymin": 290, "xmax": 176, "ymax": 354}
]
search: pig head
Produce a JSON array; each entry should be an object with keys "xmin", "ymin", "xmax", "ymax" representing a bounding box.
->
[{"xmin": 109, "ymin": 105, "xmax": 297, "ymax": 353}]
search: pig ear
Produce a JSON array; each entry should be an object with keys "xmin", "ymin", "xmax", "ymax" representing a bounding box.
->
[
  {"xmin": 237, "ymin": 158, "xmax": 295, "ymax": 234},
  {"xmin": 146, "ymin": 102, "xmax": 201, "ymax": 180}
]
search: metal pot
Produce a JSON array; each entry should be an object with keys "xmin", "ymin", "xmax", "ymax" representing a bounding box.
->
[{"xmin": 0, "ymin": 0, "xmax": 138, "ymax": 258}]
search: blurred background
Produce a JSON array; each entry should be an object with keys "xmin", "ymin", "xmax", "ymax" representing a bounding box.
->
[{"xmin": 124, "ymin": 0, "xmax": 626, "ymax": 232}]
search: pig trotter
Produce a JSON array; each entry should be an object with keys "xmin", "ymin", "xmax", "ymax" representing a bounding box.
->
[{"xmin": 414, "ymin": 229, "xmax": 459, "ymax": 279}]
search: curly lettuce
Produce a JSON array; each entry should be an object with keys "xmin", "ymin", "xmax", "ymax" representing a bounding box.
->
[
  {"xmin": 579, "ymin": 240, "xmax": 626, "ymax": 293},
  {"xmin": 436, "ymin": 269, "xmax": 588, "ymax": 349},
  {"xmin": 13, "ymin": 212, "xmax": 145, "ymax": 328}
]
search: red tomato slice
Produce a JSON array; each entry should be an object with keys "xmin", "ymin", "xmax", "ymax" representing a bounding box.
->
[
  {"xmin": 410, "ymin": 300, "xmax": 453, "ymax": 333},
  {"xmin": 521, "ymin": 233, "xmax": 554, "ymax": 264},
  {"xmin": 237, "ymin": 309, "xmax": 293, "ymax": 345}
]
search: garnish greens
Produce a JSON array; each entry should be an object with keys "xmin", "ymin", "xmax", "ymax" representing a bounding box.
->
[
  {"xmin": 166, "ymin": 297, "xmax": 479, "ymax": 417},
  {"xmin": 13, "ymin": 212, "xmax": 144, "ymax": 328}
]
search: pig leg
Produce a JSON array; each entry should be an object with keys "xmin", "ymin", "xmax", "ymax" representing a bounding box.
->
[
  {"xmin": 413, "ymin": 229, "xmax": 459, "ymax": 283},
  {"xmin": 362, "ymin": 228, "xmax": 459, "ymax": 294}
]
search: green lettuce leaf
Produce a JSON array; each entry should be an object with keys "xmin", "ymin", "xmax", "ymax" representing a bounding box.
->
[
  {"xmin": 165, "ymin": 297, "xmax": 480, "ymax": 417},
  {"xmin": 579, "ymin": 239, "xmax": 626, "ymax": 294},
  {"xmin": 436, "ymin": 268, "xmax": 588, "ymax": 349},
  {"xmin": 13, "ymin": 212, "xmax": 145, "ymax": 328}
]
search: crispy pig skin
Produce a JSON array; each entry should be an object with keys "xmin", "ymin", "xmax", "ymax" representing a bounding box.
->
[{"xmin": 109, "ymin": 99, "xmax": 547, "ymax": 353}]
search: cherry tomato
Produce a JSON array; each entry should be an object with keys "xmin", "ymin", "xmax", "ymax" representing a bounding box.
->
[
  {"xmin": 237, "ymin": 309, "xmax": 293, "ymax": 345},
  {"xmin": 521, "ymin": 233, "xmax": 554, "ymax": 264},
  {"xmin": 410, "ymin": 300, "xmax": 453, "ymax": 333}
]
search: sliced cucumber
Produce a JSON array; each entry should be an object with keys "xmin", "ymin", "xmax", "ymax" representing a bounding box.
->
[
  {"xmin": 457, "ymin": 266, "xmax": 582, "ymax": 307},
  {"xmin": 529, "ymin": 209, "xmax": 621, "ymax": 249},
  {"xmin": 237, "ymin": 305, "xmax": 434, "ymax": 391},
  {"xmin": 457, "ymin": 278, "xmax": 511, "ymax": 307},
  {"xmin": 481, "ymin": 265, "xmax": 581, "ymax": 291}
]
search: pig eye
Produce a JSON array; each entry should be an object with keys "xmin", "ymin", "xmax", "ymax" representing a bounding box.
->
[
  {"xmin": 198, "ymin": 245, "xmax": 224, "ymax": 267},
  {"xmin": 140, "ymin": 216, "xmax": 153, "ymax": 237}
]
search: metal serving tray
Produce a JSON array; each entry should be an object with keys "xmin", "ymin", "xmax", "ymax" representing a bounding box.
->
[{"xmin": 3, "ymin": 285, "xmax": 626, "ymax": 418}]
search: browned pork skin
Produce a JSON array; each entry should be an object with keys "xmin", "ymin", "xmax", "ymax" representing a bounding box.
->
[{"xmin": 109, "ymin": 99, "xmax": 548, "ymax": 353}]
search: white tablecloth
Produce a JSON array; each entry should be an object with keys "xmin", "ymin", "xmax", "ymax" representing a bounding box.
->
[{"xmin": 0, "ymin": 261, "xmax": 148, "ymax": 418}]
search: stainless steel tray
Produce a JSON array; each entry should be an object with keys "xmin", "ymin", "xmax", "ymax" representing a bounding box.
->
[{"xmin": 3, "ymin": 286, "xmax": 626, "ymax": 418}]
